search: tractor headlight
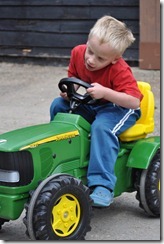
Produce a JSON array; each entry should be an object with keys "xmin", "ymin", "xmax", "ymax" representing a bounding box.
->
[{"xmin": 0, "ymin": 169, "xmax": 20, "ymax": 183}]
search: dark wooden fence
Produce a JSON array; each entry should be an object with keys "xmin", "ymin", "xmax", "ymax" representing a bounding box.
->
[{"xmin": 0, "ymin": 0, "xmax": 139, "ymax": 63}]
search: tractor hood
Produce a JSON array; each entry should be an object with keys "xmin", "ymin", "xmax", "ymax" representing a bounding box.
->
[{"xmin": 0, "ymin": 121, "xmax": 78, "ymax": 152}]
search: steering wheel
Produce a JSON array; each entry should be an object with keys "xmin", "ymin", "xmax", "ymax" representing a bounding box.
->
[{"xmin": 58, "ymin": 77, "xmax": 98, "ymax": 111}]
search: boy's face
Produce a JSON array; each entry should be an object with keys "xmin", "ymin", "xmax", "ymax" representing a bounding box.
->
[{"xmin": 85, "ymin": 36, "xmax": 120, "ymax": 71}]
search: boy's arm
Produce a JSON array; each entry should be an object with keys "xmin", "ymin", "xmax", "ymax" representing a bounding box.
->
[
  {"xmin": 87, "ymin": 83, "xmax": 140, "ymax": 109},
  {"xmin": 103, "ymin": 87, "xmax": 140, "ymax": 109}
]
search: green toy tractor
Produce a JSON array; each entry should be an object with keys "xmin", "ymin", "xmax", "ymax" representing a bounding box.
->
[{"xmin": 0, "ymin": 78, "xmax": 160, "ymax": 240}]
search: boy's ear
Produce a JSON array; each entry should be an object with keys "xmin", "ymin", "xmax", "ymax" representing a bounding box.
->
[{"xmin": 111, "ymin": 57, "xmax": 120, "ymax": 64}]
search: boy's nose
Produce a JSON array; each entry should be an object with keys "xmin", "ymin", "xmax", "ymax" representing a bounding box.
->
[{"xmin": 88, "ymin": 57, "xmax": 95, "ymax": 65}]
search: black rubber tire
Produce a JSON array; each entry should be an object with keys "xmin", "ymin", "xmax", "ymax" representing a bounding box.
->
[
  {"xmin": 25, "ymin": 174, "xmax": 92, "ymax": 240},
  {"xmin": 0, "ymin": 218, "xmax": 9, "ymax": 230},
  {"xmin": 136, "ymin": 149, "xmax": 160, "ymax": 217}
]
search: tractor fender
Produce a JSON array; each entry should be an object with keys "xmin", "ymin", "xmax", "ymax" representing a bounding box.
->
[{"xmin": 126, "ymin": 136, "xmax": 160, "ymax": 169}]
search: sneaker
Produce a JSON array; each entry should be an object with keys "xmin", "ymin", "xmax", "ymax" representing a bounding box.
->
[{"xmin": 90, "ymin": 186, "xmax": 114, "ymax": 207}]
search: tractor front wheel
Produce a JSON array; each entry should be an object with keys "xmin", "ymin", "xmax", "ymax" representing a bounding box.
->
[
  {"xmin": 0, "ymin": 218, "xmax": 9, "ymax": 230},
  {"xmin": 24, "ymin": 174, "xmax": 92, "ymax": 240}
]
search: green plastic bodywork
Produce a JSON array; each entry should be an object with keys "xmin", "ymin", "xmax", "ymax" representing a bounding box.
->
[
  {"xmin": 126, "ymin": 136, "xmax": 160, "ymax": 169},
  {"xmin": 0, "ymin": 113, "xmax": 160, "ymax": 220}
]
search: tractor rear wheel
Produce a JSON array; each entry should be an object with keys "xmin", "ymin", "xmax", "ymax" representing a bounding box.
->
[{"xmin": 136, "ymin": 150, "xmax": 160, "ymax": 217}]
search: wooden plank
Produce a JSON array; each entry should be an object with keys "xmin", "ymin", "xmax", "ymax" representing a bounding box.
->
[
  {"xmin": 0, "ymin": 19, "xmax": 139, "ymax": 34},
  {"xmin": 0, "ymin": 20, "xmax": 94, "ymax": 34},
  {"xmin": 139, "ymin": 0, "xmax": 160, "ymax": 69},
  {"xmin": 140, "ymin": 0, "xmax": 160, "ymax": 42},
  {"xmin": 90, "ymin": 7, "xmax": 139, "ymax": 20},
  {"xmin": 139, "ymin": 43, "xmax": 160, "ymax": 69},
  {"xmin": 0, "ymin": 32, "xmax": 88, "ymax": 47},
  {"xmin": 0, "ymin": 6, "xmax": 138, "ymax": 20},
  {"xmin": 0, "ymin": 6, "xmax": 90, "ymax": 19},
  {"xmin": 90, "ymin": 0, "xmax": 139, "ymax": 6},
  {"xmin": 0, "ymin": 47, "xmax": 71, "ymax": 58},
  {"xmin": 0, "ymin": 31, "xmax": 139, "ymax": 49},
  {"xmin": 0, "ymin": 0, "xmax": 139, "ymax": 6},
  {"xmin": 0, "ymin": 47, "xmax": 139, "ymax": 61}
]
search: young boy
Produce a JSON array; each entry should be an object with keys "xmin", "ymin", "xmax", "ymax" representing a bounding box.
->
[{"xmin": 50, "ymin": 16, "xmax": 143, "ymax": 207}]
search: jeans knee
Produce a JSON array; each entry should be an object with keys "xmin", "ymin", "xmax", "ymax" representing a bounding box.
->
[
  {"xmin": 91, "ymin": 120, "xmax": 99, "ymax": 132},
  {"xmin": 91, "ymin": 120, "xmax": 105, "ymax": 137},
  {"xmin": 50, "ymin": 97, "xmax": 69, "ymax": 121}
]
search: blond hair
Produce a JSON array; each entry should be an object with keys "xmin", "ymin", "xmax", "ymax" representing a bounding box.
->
[{"xmin": 88, "ymin": 16, "xmax": 135, "ymax": 55}]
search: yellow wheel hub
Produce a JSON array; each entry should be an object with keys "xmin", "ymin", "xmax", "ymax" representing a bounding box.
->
[
  {"xmin": 158, "ymin": 180, "xmax": 160, "ymax": 191},
  {"xmin": 51, "ymin": 194, "xmax": 81, "ymax": 237}
]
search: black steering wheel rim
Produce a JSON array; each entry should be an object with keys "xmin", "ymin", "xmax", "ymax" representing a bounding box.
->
[{"xmin": 58, "ymin": 77, "xmax": 98, "ymax": 105}]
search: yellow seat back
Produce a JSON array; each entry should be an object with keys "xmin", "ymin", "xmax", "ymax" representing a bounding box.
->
[{"xmin": 119, "ymin": 81, "xmax": 155, "ymax": 142}]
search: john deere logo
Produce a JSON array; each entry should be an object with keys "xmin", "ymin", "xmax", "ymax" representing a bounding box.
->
[{"xmin": 20, "ymin": 130, "xmax": 79, "ymax": 150}]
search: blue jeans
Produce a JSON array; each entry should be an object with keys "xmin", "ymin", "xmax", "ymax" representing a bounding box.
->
[{"xmin": 50, "ymin": 97, "xmax": 141, "ymax": 191}]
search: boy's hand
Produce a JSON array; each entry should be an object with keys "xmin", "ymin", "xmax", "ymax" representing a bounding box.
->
[
  {"xmin": 87, "ymin": 83, "xmax": 105, "ymax": 99},
  {"xmin": 60, "ymin": 92, "xmax": 69, "ymax": 101}
]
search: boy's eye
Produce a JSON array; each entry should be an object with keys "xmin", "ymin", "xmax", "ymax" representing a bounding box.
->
[
  {"xmin": 98, "ymin": 57, "xmax": 105, "ymax": 62},
  {"xmin": 88, "ymin": 49, "xmax": 93, "ymax": 55}
]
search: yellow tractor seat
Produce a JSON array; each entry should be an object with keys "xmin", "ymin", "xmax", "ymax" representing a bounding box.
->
[{"xmin": 119, "ymin": 81, "xmax": 155, "ymax": 142}]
